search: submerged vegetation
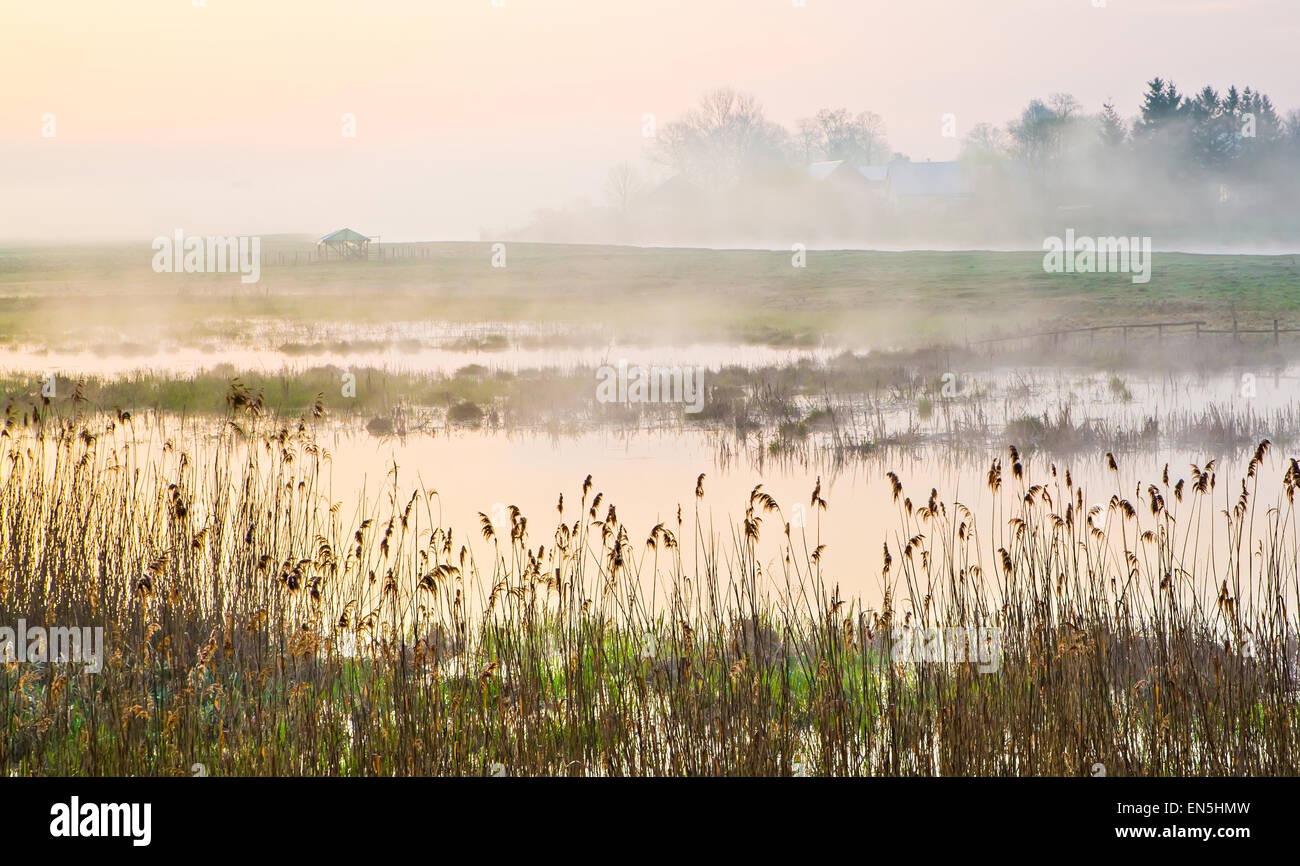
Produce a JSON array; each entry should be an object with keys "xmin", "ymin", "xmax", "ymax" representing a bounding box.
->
[
  {"xmin": 5, "ymin": 335, "xmax": 1300, "ymax": 460},
  {"xmin": 1, "ymin": 403, "xmax": 1298, "ymax": 776}
]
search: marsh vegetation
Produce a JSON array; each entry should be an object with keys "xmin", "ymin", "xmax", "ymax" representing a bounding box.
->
[
  {"xmin": 2, "ymin": 400, "xmax": 1298, "ymax": 776},
  {"xmin": 3, "ymin": 245, "xmax": 1299, "ymax": 777}
]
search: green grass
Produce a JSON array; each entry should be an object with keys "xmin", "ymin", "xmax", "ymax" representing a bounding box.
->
[{"xmin": 1, "ymin": 240, "xmax": 1297, "ymax": 349}]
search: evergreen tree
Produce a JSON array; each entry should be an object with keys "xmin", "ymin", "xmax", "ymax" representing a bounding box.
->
[{"xmin": 1098, "ymin": 101, "xmax": 1128, "ymax": 148}]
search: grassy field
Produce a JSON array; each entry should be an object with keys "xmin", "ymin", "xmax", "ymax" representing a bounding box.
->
[{"xmin": 1, "ymin": 240, "xmax": 1298, "ymax": 349}]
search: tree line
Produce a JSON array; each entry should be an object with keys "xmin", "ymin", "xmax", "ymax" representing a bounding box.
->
[{"xmin": 541, "ymin": 79, "xmax": 1300, "ymax": 245}]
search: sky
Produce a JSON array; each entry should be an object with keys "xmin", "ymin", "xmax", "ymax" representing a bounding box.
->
[{"xmin": 1, "ymin": 0, "xmax": 1296, "ymax": 242}]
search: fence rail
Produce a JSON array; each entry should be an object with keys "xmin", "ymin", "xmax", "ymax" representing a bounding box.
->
[
  {"xmin": 260, "ymin": 241, "xmax": 446, "ymax": 266},
  {"xmin": 972, "ymin": 318, "xmax": 1299, "ymax": 347}
]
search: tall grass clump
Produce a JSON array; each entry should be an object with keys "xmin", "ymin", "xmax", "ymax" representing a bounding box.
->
[{"xmin": 0, "ymin": 404, "xmax": 1297, "ymax": 776}]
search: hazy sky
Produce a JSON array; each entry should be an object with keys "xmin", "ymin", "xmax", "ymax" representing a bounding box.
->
[{"xmin": 2, "ymin": 0, "xmax": 1296, "ymax": 242}]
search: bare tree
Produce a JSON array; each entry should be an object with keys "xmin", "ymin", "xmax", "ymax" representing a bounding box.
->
[
  {"xmin": 605, "ymin": 162, "xmax": 641, "ymax": 214},
  {"xmin": 960, "ymin": 122, "xmax": 1007, "ymax": 162},
  {"xmin": 798, "ymin": 108, "xmax": 889, "ymax": 164},
  {"xmin": 651, "ymin": 87, "xmax": 789, "ymax": 188}
]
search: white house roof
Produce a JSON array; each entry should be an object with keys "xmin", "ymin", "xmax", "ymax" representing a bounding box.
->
[
  {"xmin": 808, "ymin": 160, "xmax": 845, "ymax": 181},
  {"xmin": 887, "ymin": 162, "xmax": 969, "ymax": 198}
]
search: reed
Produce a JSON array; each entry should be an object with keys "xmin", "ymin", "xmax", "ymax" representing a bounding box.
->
[{"xmin": 1, "ymin": 405, "xmax": 1297, "ymax": 776}]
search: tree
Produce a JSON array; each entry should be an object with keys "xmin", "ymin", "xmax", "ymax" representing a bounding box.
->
[
  {"xmin": 1186, "ymin": 86, "xmax": 1238, "ymax": 169},
  {"xmin": 1007, "ymin": 94, "xmax": 1078, "ymax": 170},
  {"xmin": 960, "ymin": 123, "xmax": 1007, "ymax": 162},
  {"xmin": 1284, "ymin": 111, "xmax": 1300, "ymax": 155},
  {"xmin": 1049, "ymin": 93, "xmax": 1081, "ymax": 121},
  {"xmin": 1134, "ymin": 77, "xmax": 1186, "ymax": 139},
  {"xmin": 1098, "ymin": 101, "xmax": 1128, "ymax": 148},
  {"xmin": 796, "ymin": 108, "xmax": 889, "ymax": 164},
  {"xmin": 1138, "ymin": 79, "xmax": 1285, "ymax": 173},
  {"xmin": 1233, "ymin": 87, "xmax": 1284, "ymax": 169},
  {"xmin": 651, "ymin": 87, "xmax": 790, "ymax": 189},
  {"xmin": 605, "ymin": 162, "xmax": 641, "ymax": 214}
]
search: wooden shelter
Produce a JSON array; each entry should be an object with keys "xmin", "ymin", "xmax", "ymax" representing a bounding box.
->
[{"xmin": 316, "ymin": 228, "xmax": 373, "ymax": 260}]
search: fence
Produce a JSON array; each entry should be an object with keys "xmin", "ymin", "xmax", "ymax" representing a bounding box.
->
[
  {"xmin": 260, "ymin": 242, "xmax": 442, "ymax": 266},
  {"xmin": 971, "ymin": 318, "xmax": 1300, "ymax": 349}
]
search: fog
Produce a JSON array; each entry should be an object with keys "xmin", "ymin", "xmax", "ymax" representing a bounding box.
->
[{"xmin": 3, "ymin": 0, "xmax": 1298, "ymax": 248}]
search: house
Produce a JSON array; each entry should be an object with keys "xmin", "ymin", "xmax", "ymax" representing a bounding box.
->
[
  {"xmin": 808, "ymin": 160, "xmax": 888, "ymax": 196},
  {"xmin": 857, "ymin": 164, "xmax": 889, "ymax": 185},
  {"xmin": 641, "ymin": 174, "xmax": 705, "ymax": 211},
  {"xmin": 808, "ymin": 160, "xmax": 847, "ymax": 181},
  {"xmin": 884, "ymin": 161, "xmax": 970, "ymax": 211}
]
